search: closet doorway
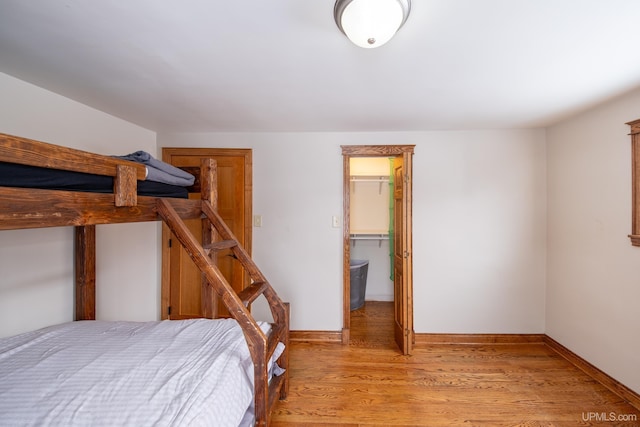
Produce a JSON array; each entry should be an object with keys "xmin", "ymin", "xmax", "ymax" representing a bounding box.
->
[{"xmin": 341, "ymin": 145, "xmax": 415, "ymax": 355}]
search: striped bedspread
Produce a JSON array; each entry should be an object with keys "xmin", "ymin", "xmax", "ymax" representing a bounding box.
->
[{"xmin": 0, "ymin": 318, "xmax": 274, "ymax": 426}]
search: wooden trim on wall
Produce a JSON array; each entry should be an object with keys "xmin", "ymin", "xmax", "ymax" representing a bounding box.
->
[
  {"xmin": 544, "ymin": 336, "xmax": 640, "ymax": 411},
  {"xmin": 414, "ymin": 333, "xmax": 546, "ymax": 345},
  {"xmin": 341, "ymin": 145, "xmax": 416, "ymax": 156},
  {"xmin": 342, "ymin": 153, "xmax": 351, "ymax": 343},
  {"xmin": 293, "ymin": 331, "xmax": 546, "ymax": 345},
  {"xmin": 627, "ymin": 119, "xmax": 640, "ymax": 246},
  {"xmin": 290, "ymin": 330, "xmax": 343, "ymax": 343}
]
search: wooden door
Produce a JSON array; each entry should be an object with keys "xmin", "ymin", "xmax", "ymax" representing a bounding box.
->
[
  {"xmin": 393, "ymin": 155, "xmax": 413, "ymax": 354},
  {"xmin": 161, "ymin": 148, "xmax": 252, "ymax": 320}
]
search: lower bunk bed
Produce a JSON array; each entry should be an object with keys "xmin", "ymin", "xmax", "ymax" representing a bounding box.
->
[
  {"xmin": 0, "ymin": 319, "xmax": 284, "ymax": 426},
  {"xmin": 0, "ymin": 133, "xmax": 289, "ymax": 426}
]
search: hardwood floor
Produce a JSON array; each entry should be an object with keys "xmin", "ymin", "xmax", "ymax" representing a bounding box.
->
[{"xmin": 272, "ymin": 301, "xmax": 639, "ymax": 426}]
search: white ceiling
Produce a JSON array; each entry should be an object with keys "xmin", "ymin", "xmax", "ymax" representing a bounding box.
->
[{"xmin": 1, "ymin": 0, "xmax": 640, "ymax": 133}]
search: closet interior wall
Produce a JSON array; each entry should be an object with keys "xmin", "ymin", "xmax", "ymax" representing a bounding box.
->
[{"xmin": 349, "ymin": 157, "xmax": 393, "ymax": 302}]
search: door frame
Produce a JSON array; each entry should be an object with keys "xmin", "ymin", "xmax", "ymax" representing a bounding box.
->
[{"xmin": 341, "ymin": 145, "xmax": 415, "ymax": 350}]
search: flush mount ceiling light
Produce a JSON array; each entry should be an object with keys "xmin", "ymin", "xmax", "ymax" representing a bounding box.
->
[{"xmin": 334, "ymin": 0, "xmax": 411, "ymax": 49}]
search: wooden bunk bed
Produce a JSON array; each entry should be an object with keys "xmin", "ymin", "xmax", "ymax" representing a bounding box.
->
[{"xmin": 0, "ymin": 133, "xmax": 289, "ymax": 426}]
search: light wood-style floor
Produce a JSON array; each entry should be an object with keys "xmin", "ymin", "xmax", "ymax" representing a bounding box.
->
[{"xmin": 272, "ymin": 301, "xmax": 639, "ymax": 426}]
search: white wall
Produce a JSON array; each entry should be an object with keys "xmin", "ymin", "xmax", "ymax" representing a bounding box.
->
[
  {"xmin": 0, "ymin": 73, "xmax": 159, "ymax": 337},
  {"xmin": 418, "ymin": 131, "xmax": 547, "ymax": 333},
  {"xmin": 546, "ymin": 87, "xmax": 640, "ymax": 393},
  {"xmin": 159, "ymin": 129, "xmax": 547, "ymax": 334}
]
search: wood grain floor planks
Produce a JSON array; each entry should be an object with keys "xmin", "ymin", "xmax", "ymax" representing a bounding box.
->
[{"xmin": 272, "ymin": 302, "xmax": 639, "ymax": 426}]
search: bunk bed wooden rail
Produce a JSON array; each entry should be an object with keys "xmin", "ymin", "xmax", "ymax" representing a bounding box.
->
[
  {"xmin": 0, "ymin": 185, "xmax": 204, "ymax": 230},
  {"xmin": 0, "ymin": 133, "xmax": 146, "ymax": 207},
  {"xmin": 0, "ymin": 133, "xmax": 289, "ymax": 426}
]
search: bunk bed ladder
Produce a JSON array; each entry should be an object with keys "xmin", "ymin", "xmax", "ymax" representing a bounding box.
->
[{"xmin": 156, "ymin": 197, "xmax": 289, "ymax": 427}]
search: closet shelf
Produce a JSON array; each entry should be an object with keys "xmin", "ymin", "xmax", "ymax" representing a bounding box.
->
[
  {"xmin": 349, "ymin": 175, "xmax": 389, "ymax": 182},
  {"xmin": 350, "ymin": 231, "xmax": 389, "ymax": 247},
  {"xmin": 350, "ymin": 175, "xmax": 390, "ymax": 194}
]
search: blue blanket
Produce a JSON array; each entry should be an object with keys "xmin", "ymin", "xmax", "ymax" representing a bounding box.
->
[{"xmin": 114, "ymin": 151, "xmax": 195, "ymax": 187}]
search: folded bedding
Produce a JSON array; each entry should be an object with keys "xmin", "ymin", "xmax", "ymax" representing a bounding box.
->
[
  {"xmin": 0, "ymin": 319, "xmax": 283, "ymax": 427},
  {"xmin": 114, "ymin": 151, "xmax": 195, "ymax": 187},
  {"xmin": 0, "ymin": 161, "xmax": 189, "ymax": 198}
]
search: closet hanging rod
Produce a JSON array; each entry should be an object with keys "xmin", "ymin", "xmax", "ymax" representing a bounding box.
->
[
  {"xmin": 350, "ymin": 234, "xmax": 389, "ymax": 239},
  {"xmin": 350, "ymin": 233, "xmax": 389, "ymax": 247},
  {"xmin": 350, "ymin": 175, "xmax": 390, "ymax": 194},
  {"xmin": 349, "ymin": 176, "xmax": 389, "ymax": 182}
]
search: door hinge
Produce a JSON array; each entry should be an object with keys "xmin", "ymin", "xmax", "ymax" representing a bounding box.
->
[
  {"xmin": 404, "ymin": 174, "xmax": 410, "ymax": 183},
  {"xmin": 404, "ymin": 250, "xmax": 410, "ymax": 258},
  {"xmin": 167, "ymin": 306, "xmax": 172, "ymax": 316},
  {"xmin": 168, "ymin": 238, "xmax": 172, "ymax": 248}
]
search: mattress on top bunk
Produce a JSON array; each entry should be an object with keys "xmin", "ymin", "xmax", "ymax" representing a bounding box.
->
[
  {"xmin": 0, "ymin": 161, "xmax": 189, "ymax": 198},
  {"xmin": 0, "ymin": 318, "xmax": 285, "ymax": 427}
]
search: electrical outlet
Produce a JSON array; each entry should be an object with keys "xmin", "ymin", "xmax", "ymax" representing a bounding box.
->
[
  {"xmin": 253, "ymin": 215, "xmax": 262, "ymax": 227},
  {"xmin": 332, "ymin": 215, "xmax": 340, "ymax": 228}
]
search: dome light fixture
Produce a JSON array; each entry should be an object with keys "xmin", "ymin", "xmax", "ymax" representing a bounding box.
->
[{"xmin": 334, "ymin": 0, "xmax": 411, "ymax": 49}]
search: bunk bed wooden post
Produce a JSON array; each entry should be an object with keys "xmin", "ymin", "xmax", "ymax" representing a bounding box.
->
[
  {"xmin": 201, "ymin": 157, "xmax": 218, "ymax": 318},
  {"xmin": 75, "ymin": 225, "xmax": 96, "ymax": 320},
  {"xmin": 281, "ymin": 301, "xmax": 290, "ymax": 399},
  {"xmin": 114, "ymin": 164, "xmax": 138, "ymax": 206}
]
